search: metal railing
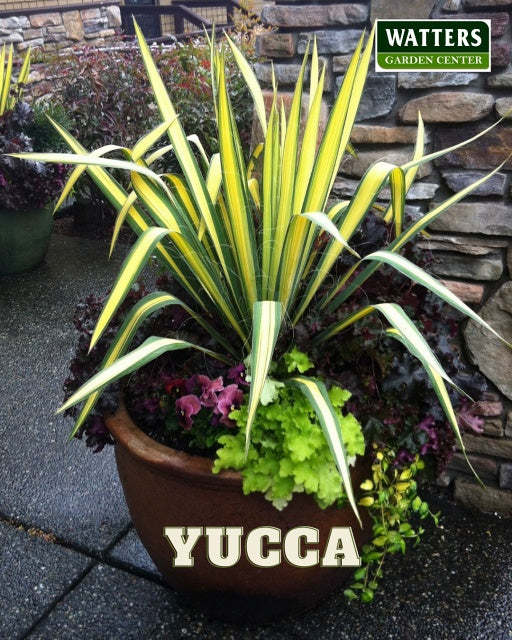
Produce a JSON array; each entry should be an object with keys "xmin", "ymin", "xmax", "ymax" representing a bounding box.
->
[
  {"xmin": 120, "ymin": 1, "xmax": 253, "ymax": 40},
  {"xmin": 0, "ymin": 2, "xmax": 119, "ymax": 19}
]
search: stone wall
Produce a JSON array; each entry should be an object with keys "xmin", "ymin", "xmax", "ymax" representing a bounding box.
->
[
  {"xmin": 256, "ymin": 0, "xmax": 512, "ymax": 513},
  {"xmin": 0, "ymin": 3, "xmax": 121, "ymax": 50}
]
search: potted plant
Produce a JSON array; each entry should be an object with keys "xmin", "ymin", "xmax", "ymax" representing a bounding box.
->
[
  {"xmin": 0, "ymin": 101, "xmax": 67, "ymax": 274},
  {"xmin": 0, "ymin": 46, "xmax": 66, "ymax": 275},
  {"xmin": 16, "ymin": 23, "xmax": 510, "ymax": 618}
]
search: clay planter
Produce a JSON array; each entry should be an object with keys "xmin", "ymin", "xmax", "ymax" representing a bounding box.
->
[
  {"xmin": 0, "ymin": 206, "xmax": 53, "ymax": 275},
  {"xmin": 106, "ymin": 402, "xmax": 372, "ymax": 623}
]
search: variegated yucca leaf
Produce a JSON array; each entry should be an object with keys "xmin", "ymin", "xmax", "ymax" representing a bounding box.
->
[
  {"xmin": 69, "ymin": 291, "xmax": 184, "ymax": 437},
  {"xmin": 386, "ymin": 328, "xmax": 482, "ymax": 486},
  {"xmin": 364, "ymin": 251, "xmax": 512, "ymax": 348},
  {"xmin": 134, "ymin": 21, "xmax": 237, "ymax": 296},
  {"xmin": 89, "ymin": 227, "xmax": 169, "ymax": 351},
  {"xmin": 292, "ymin": 159, "xmax": 405, "ymax": 324},
  {"xmin": 226, "ymin": 33, "xmax": 267, "ymax": 136},
  {"xmin": 245, "ymin": 301, "xmax": 283, "ymax": 454},
  {"xmin": 216, "ymin": 50, "xmax": 259, "ymax": 311},
  {"xmin": 0, "ymin": 44, "xmax": 30, "ymax": 115},
  {"xmin": 323, "ymin": 158, "xmax": 509, "ymax": 313},
  {"xmin": 313, "ymin": 302, "xmax": 474, "ymax": 453},
  {"xmin": 286, "ymin": 376, "xmax": 361, "ymax": 526},
  {"xmin": 312, "ymin": 302, "xmax": 457, "ymax": 391},
  {"xmin": 60, "ymin": 336, "xmax": 230, "ymax": 414},
  {"xmin": 68, "ymin": 291, "xmax": 236, "ymax": 438}
]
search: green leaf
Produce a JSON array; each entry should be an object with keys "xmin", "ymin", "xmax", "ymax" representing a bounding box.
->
[
  {"xmin": 361, "ymin": 588, "xmax": 374, "ymax": 603},
  {"xmin": 89, "ymin": 227, "xmax": 169, "ymax": 351},
  {"xmin": 353, "ymin": 567, "xmax": 367, "ymax": 582},
  {"xmin": 284, "ymin": 346, "xmax": 314, "ymax": 373},
  {"xmin": 286, "ymin": 375, "xmax": 362, "ymax": 526},
  {"xmin": 365, "ymin": 251, "xmax": 512, "ymax": 349},
  {"xmin": 245, "ymin": 301, "xmax": 284, "ymax": 454}
]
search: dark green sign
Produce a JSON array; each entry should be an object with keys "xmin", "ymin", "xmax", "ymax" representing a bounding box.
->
[{"xmin": 375, "ymin": 19, "xmax": 491, "ymax": 72}]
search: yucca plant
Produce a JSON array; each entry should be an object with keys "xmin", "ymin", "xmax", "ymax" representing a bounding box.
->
[
  {"xmin": 0, "ymin": 44, "xmax": 30, "ymax": 116},
  {"xmin": 17, "ymin": 23, "xmax": 509, "ymax": 523}
]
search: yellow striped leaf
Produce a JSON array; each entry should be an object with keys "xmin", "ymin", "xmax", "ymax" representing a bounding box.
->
[
  {"xmin": 132, "ymin": 118, "xmax": 177, "ymax": 162},
  {"xmin": 245, "ymin": 301, "xmax": 283, "ymax": 454},
  {"xmin": 226, "ymin": 34, "xmax": 267, "ymax": 135},
  {"xmin": 324, "ymin": 159, "xmax": 508, "ymax": 313},
  {"xmin": 89, "ymin": 227, "xmax": 170, "ymax": 351},
  {"xmin": 216, "ymin": 52, "xmax": 258, "ymax": 309},
  {"xmin": 134, "ymin": 20, "xmax": 233, "ymax": 285},
  {"xmin": 17, "ymin": 46, "xmax": 31, "ymax": 86},
  {"xmin": 310, "ymin": 307, "xmax": 375, "ymax": 345},
  {"xmin": 110, "ymin": 190, "xmax": 138, "ymax": 257},
  {"xmin": 386, "ymin": 328, "xmax": 482, "ymax": 486},
  {"xmin": 287, "ymin": 375, "xmax": 361, "ymax": 526},
  {"xmin": 373, "ymin": 303, "xmax": 455, "ymax": 388},
  {"xmin": 0, "ymin": 44, "xmax": 13, "ymax": 114},
  {"xmin": 364, "ymin": 251, "xmax": 512, "ymax": 348},
  {"xmin": 60, "ymin": 336, "xmax": 229, "ymax": 414}
]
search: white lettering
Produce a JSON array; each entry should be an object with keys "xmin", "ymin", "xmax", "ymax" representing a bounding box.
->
[
  {"xmin": 418, "ymin": 28, "xmax": 429, "ymax": 47},
  {"xmin": 246, "ymin": 526, "xmax": 281, "ymax": 567},
  {"xmin": 163, "ymin": 526, "xmax": 203, "ymax": 567},
  {"xmin": 385, "ymin": 28, "xmax": 405, "ymax": 47},
  {"xmin": 404, "ymin": 30, "xmax": 418, "ymax": 47},
  {"xmin": 471, "ymin": 28, "xmax": 482, "ymax": 47},
  {"xmin": 163, "ymin": 526, "xmax": 362, "ymax": 568},
  {"xmin": 207, "ymin": 526, "xmax": 243, "ymax": 568},
  {"xmin": 284, "ymin": 527, "xmax": 319, "ymax": 567},
  {"xmin": 431, "ymin": 28, "xmax": 443, "ymax": 47},
  {"xmin": 321, "ymin": 527, "xmax": 361, "ymax": 567},
  {"xmin": 457, "ymin": 29, "xmax": 469, "ymax": 47}
]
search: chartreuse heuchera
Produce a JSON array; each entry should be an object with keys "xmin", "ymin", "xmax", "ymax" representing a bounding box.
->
[{"xmin": 16, "ymin": 21, "xmax": 510, "ymax": 525}]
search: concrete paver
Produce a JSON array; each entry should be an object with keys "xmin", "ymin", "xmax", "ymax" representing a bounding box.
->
[
  {"xmin": 108, "ymin": 527, "xmax": 161, "ymax": 581},
  {"xmin": 0, "ymin": 234, "xmax": 131, "ymax": 553},
  {"xmin": 0, "ymin": 521, "xmax": 92, "ymax": 640}
]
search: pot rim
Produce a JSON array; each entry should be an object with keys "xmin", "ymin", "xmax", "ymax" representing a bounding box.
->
[{"xmin": 105, "ymin": 400, "xmax": 242, "ymax": 487}]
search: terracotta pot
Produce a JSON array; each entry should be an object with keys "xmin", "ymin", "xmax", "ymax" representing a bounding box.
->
[
  {"xmin": 0, "ymin": 205, "xmax": 53, "ymax": 275},
  {"xmin": 106, "ymin": 403, "xmax": 372, "ymax": 622}
]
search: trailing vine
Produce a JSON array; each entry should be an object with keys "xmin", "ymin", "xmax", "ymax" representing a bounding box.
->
[{"xmin": 345, "ymin": 445, "xmax": 440, "ymax": 603}]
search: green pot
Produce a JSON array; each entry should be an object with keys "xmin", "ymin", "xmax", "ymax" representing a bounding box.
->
[{"xmin": 0, "ymin": 205, "xmax": 53, "ymax": 275}]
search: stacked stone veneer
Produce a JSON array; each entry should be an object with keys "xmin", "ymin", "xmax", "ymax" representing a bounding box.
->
[
  {"xmin": 257, "ymin": 0, "xmax": 512, "ymax": 514},
  {"xmin": 0, "ymin": 3, "xmax": 122, "ymax": 50}
]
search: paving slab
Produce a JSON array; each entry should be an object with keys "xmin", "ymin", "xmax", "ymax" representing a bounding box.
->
[
  {"xmin": 26, "ymin": 563, "xmax": 183, "ymax": 640},
  {"xmin": 0, "ymin": 520, "xmax": 92, "ymax": 640},
  {"xmin": 0, "ymin": 234, "xmax": 131, "ymax": 553},
  {"xmin": 108, "ymin": 527, "xmax": 161, "ymax": 581}
]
